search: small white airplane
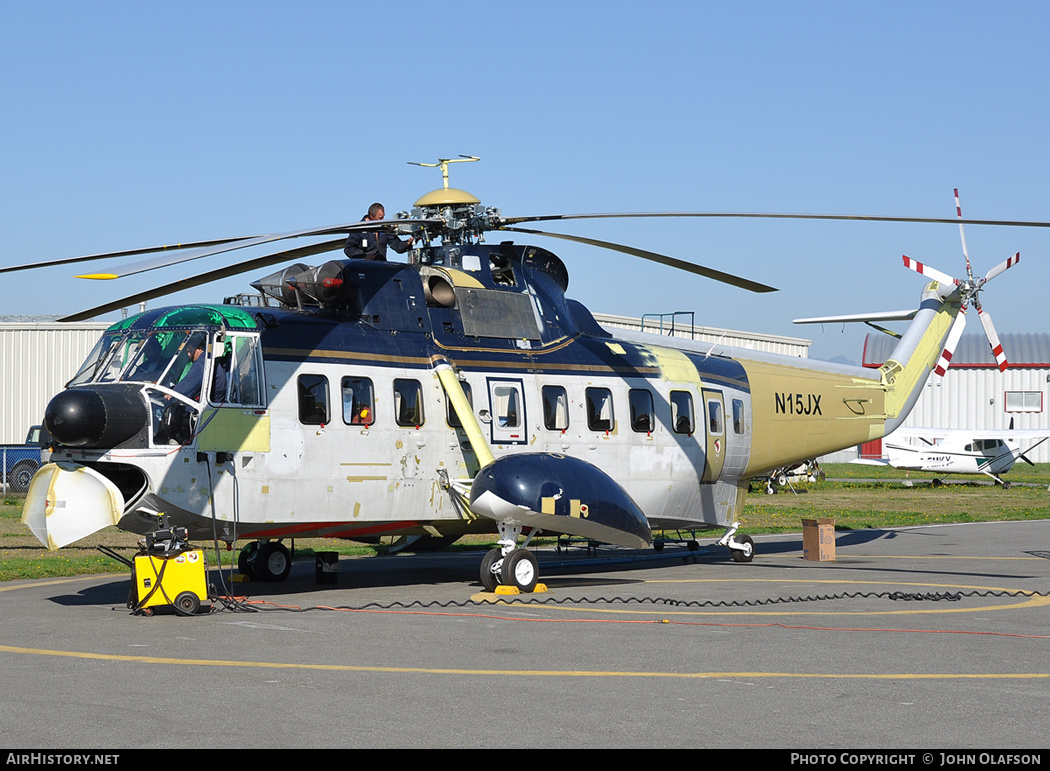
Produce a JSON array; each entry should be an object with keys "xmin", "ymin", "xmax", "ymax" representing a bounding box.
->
[{"xmin": 853, "ymin": 425, "xmax": 1050, "ymax": 488}]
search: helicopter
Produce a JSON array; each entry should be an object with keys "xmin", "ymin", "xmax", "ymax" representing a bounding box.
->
[{"xmin": 13, "ymin": 159, "xmax": 1032, "ymax": 592}]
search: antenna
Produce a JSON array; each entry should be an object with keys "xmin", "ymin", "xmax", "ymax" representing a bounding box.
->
[{"xmin": 408, "ymin": 155, "xmax": 480, "ymax": 189}]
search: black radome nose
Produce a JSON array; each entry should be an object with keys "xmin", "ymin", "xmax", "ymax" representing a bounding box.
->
[{"xmin": 44, "ymin": 387, "xmax": 148, "ymax": 448}]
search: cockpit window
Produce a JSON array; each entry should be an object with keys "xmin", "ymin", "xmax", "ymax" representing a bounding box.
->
[{"xmin": 68, "ymin": 332, "xmax": 121, "ymax": 387}]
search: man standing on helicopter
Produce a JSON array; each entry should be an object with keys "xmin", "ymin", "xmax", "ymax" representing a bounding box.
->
[{"xmin": 343, "ymin": 202, "xmax": 415, "ymax": 261}]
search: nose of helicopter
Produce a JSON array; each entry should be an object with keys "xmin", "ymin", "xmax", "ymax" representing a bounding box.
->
[{"xmin": 44, "ymin": 387, "xmax": 149, "ymax": 448}]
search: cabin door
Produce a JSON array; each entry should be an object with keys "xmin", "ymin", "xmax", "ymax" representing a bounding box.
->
[
  {"xmin": 701, "ymin": 389, "xmax": 726, "ymax": 483},
  {"xmin": 486, "ymin": 378, "xmax": 528, "ymax": 447}
]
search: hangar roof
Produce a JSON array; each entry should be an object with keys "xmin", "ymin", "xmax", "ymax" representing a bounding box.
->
[{"xmin": 862, "ymin": 332, "xmax": 1050, "ymax": 369}]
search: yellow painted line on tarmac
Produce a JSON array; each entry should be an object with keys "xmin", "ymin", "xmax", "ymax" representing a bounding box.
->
[
  {"xmin": 0, "ymin": 575, "xmax": 119, "ymax": 592},
  {"xmin": 0, "ymin": 644, "xmax": 1047, "ymax": 681}
]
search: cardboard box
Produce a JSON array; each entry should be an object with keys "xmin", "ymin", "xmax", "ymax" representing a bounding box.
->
[{"xmin": 802, "ymin": 518, "xmax": 835, "ymax": 561}]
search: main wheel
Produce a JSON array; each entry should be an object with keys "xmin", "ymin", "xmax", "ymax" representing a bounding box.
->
[
  {"xmin": 9, "ymin": 460, "xmax": 38, "ymax": 493},
  {"xmin": 254, "ymin": 542, "xmax": 292, "ymax": 582},
  {"xmin": 480, "ymin": 547, "xmax": 503, "ymax": 592},
  {"xmin": 174, "ymin": 591, "xmax": 201, "ymax": 615},
  {"xmin": 501, "ymin": 549, "xmax": 538, "ymax": 593},
  {"xmin": 238, "ymin": 541, "xmax": 259, "ymax": 579},
  {"xmin": 731, "ymin": 534, "xmax": 755, "ymax": 563}
]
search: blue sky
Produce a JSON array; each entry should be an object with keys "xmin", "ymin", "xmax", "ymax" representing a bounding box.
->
[{"xmin": 2, "ymin": 1, "xmax": 1047, "ymax": 363}]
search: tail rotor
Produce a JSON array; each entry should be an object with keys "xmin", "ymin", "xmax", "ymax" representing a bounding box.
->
[{"xmin": 902, "ymin": 189, "xmax": 1020, "ymax": 373}]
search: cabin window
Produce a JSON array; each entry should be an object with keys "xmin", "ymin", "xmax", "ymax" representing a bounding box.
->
[
  {"xmin": 707, "ymin": 399, "xmax": 724, "ymax": 435},
  {"xmin": 732, "ymin": 399, "xmax": 745, "ymax": 434},
  {"xmin": 629, "ymin": 389, "xmax": 654, "ymax": 433},
  {"xmin": 492, "ymin": 384, "xmax": 521, "ymax": 428},
  {"xmin": 1005, "ymin": 391, "xmax": 1043, "ymax": 413},
  {"xmin": 670, "ymin": 390, "xmax": 694, "ymax": 434},
  {"xmin": 298, "ymin": 374, "xmax": 330, "ymax": 425},
  {"xmin": 342, "ymin": 376, "xmax": 375, "ymax": 426},
  {"xmin": 446, "ymin": 382, "xmax": 473, "ymax": 428},
  {"xmin": 393, "ymin": 379, "xmax": 424, "ymax": 427},
  {"xmin": 542, "ymin": 385, "xmax": 569, "ymax": 431},
  {"xmin": 225, "ymin": 334, "xmax": 264, "ymax": 407},
  {"xmin": 586, "ymin": 387, "xmax": 614, "ymax": 432},
  {"xmin": 968, "ymin": 439, "xmax": 1005, "ymax": 453}
]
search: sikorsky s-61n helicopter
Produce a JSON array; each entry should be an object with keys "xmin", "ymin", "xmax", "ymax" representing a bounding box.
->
[{"xmin": 11, "ymin": 160, "xmax": 1035, "ymax": 592}]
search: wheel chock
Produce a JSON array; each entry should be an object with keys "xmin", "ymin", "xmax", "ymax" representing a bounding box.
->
[{"xmin": 494, "ymin": 583, "xmax": 549, "ymax": 596}]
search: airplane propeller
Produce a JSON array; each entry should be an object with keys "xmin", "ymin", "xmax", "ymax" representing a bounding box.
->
[{"xmin": 902, "ymin": 190, "xmax": 1020, "ymax": 372}]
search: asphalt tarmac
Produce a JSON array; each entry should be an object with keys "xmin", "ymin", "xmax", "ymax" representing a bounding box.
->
[{"xmin": 2, "ymin": 520, "xmax": 1048, "ymax": 750}]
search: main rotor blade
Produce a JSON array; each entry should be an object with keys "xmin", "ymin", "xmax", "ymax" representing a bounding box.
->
[
  {"xmin": 500, "ymin": 211, "xmax": 1050, "ymax": 229},
  {"xmin": 984, "ymin": 252, "xmax": 1020, "ymax": 282},
  {"xmin": 497, "ymin": 225, "xmax": 776, "ymax": 293},
  {"xmin": 977, "ymin": 307, "xmax": 1008, "ymax": 372},
  {"xmin": 0, "ymin": 235, "xmax": 262, "ymax": 275},
  {"xmin": 74, "ymin": 220, "xmax": 428, "ymax": 280},
  {"xmin": 59, "ymin": 238, "xmax": 346, "ymax": 322}
]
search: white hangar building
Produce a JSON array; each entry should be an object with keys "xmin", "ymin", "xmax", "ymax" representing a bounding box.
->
[{"xmin": 859, "ymin": 332, "xmax": 1050, "ymax": 463}]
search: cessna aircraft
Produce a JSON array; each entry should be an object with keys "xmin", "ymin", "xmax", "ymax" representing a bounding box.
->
[
  {"xmin": 853, "ymin": 425, "xmax": 1050, "ymax": 488},
  {"xmin": 11, "ymin": 164, "xmax": 1035, "ymax": 592}
]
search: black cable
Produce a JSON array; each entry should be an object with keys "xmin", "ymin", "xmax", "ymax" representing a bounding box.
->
[{"xmin": 228, "ymin": 587, "xmax": 1048, "ymax": 614}]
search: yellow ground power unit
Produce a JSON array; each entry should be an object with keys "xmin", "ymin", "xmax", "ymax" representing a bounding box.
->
[{"xmin": 132, "ymin": 547, "xmax": 208, "ymax": 615}]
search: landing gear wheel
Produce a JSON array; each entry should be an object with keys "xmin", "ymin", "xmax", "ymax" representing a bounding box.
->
[
  {"xmin": 687, "ymin": 540, "xmax": 699, "ymax": 552},
  {"xmin": 174, "ymin": 591, "xmax": 200, "ymax": 615},
  {"xmin": 501, "ymin": 549, "xmax": 538, "ymax": 593},
  {"xmin": 653, "ymin": 541, "xmax": 664, "ymax": 552},
  {"xmin": 255, "ymin": 542, "xmax": 292, "ymax": 582},
  {"xmin": 731, "ymin": 534, "xmax": 755, "ymax": 563},
  {"xmin": 932, "ymin": 478, "xmax": 943, "ymax": 488},
  {"xmin": 777, "ymin": 474, "xmax": 788, "ymax": 486},
  {"xmin": 238, "ymin": 542, "xmax": 259, "ymax": 579},
  {"xmin": 480, "ymin": 547, "xmax": 503, "ymax": 592},
  {"xmin": 1003, "ymin": 481, "xmax": 1012, "ymax": 490}
]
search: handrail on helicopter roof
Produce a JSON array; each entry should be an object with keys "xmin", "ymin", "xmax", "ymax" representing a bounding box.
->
[{"xmin": 640, "ymin": 311, "xmax": 696, "ymax": 340}]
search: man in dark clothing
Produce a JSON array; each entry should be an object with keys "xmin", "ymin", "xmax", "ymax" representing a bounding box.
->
[
  {"xmin": 343, "ymin": 202, "xmax": 415, "ymax": 261},
  {"xmin": 172, "ymin": 343, "xmax": 227, "ymax": 402}
]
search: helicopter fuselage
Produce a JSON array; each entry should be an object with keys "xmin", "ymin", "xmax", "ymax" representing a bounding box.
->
[{"xmin": 29, "ymin": 240, "xmax": 948, "ymax": 553}]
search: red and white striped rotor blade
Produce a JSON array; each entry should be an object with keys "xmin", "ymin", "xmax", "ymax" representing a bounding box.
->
[
  {"xmin": 984, "ymin": 252, "xmax": 1020, "ymax": 283},
  {"xmin": 933, "ymin": 311, "xmax": 966, "ymax": 377},
  {"xmin": 902, "ymin": 255, "xmax": 957, "ymax": 286},
  {"xmin": 977, "ymin": 307, "xmax": 1008, "ymax": 371}
]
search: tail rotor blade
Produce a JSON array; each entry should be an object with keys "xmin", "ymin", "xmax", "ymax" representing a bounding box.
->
[
  {"xmin": 902, "ymin": 255, "xmax": 957, "ymax": 286},
  {"xmin": 977, "ymin": 307, "xmax": 1008, "ymax": 371},
  {"xmin": 984, "ymin": 252, "xmax": 1020, "ymax": 283},
  {"xmin": 933, "ymin": 311, "xmax": 966, "ymax": 377},
  {"xmin": 955, "ymin": 188, "xmax": 974, "ymax": 280}
]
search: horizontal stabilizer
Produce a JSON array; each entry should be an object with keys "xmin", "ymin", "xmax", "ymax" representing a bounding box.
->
[{"xmin": 794, "ymin": 310, "xmax": 917, "ymax": 325}]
